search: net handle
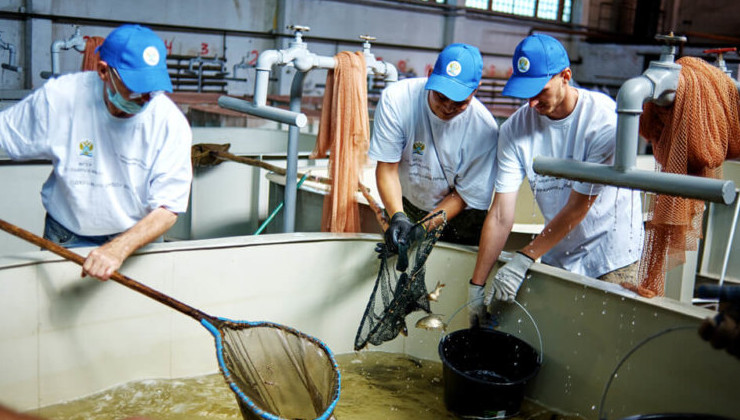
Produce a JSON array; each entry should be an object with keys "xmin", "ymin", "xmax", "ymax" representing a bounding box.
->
[{"xmin": 0, "ymin": 218, "xmax": 215, "ymax": 325}]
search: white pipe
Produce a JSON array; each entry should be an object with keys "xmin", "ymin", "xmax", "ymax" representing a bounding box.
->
[
  {"xmin": 534, "ymin": 45, "xmax": 738, "ymax": 205},
  {"xmin": 217, "ymin": 96, "xmax": 307, "ymax": 128},
  {"xmin": 49, "ymin": 27, "xmax": 86, "ymax": 77}
]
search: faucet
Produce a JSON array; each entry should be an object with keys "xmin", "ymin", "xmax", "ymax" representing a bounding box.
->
[
  {"xmin": 226, "ymin": 55, "xmax": 250, "ymax": 82},
  {"xmin": 0, "ymin": 32, "xmax": 21, "ymax": 73},
  {"xmin": 218, "ymin": 26, "xmax": 398, "ymax": 233},
  {"xmin": 41, "ymin": 25, "xmax": 86, "ymax": 79},
  {"xmin": 360, "ymin": 35, "xmax": 399, "ymax": 85},
  {"xmin": 533, "ymin": 33, "xmax": 737, "ymax": 205}
]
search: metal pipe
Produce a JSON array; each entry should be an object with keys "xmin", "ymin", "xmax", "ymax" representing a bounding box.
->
[
  {"xmin": 0, "ymin": 36, "xmax": 20, "ymax": 72},
  {"xmin": 614, "ymin": 75, "xmax": 653, "ymax": 170},
  {"xmin": 534, "ymin": 158, "xmax": 736, "ymax": 204},
  {"xmin": 283, "ymin": 71, "xmax": 308, "ymax": 233},
  {"xmin": 217, "ymin": 96, "xmax": 307, "ymax": 127},
  {"xmin": 48, "ymin": 26, "xmax": 86, "ymax": 78},
  {"xmin": 533, "ymin": 34, "xmax": 738, "ymax": 205}
]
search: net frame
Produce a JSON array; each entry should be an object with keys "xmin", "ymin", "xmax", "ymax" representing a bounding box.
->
[{"xmin": 0, "ymin": 219, "xmax": 341, "ymax": 420}]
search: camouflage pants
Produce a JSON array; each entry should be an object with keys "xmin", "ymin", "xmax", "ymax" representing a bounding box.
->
[{"xmin": 402, "ymin": 197, "xmax": 487, "ymax": 246}]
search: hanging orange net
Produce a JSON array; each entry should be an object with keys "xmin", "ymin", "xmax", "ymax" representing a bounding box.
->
[
  {"xmin": 637, "ymin": 56, "xmax": 740, "ymax": 297},
  {"xmin": 81, "ymin": 36, "xmax": 105, "ymax": 71},
  {"xmin": 311, "ymin": 51, "xmax": 370, "ymax": 233}
]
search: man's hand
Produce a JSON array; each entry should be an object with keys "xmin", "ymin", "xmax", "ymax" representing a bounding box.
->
[
  {"xmin": 82, "ymin": 243, "xmax": 125, "ymax": 281},
  {"xmin": 384, "ymin": 212, "xmax": 414, "ymax": 253},
  {"xmin": 468, "ymin": 281, "xmax": 487, "ymax": 327},
  {"xmin": 486, "ymin": 252, "xmax": 534, "ymax": 304}
]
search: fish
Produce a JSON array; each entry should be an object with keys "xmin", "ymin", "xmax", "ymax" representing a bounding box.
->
[
  {"xmin": 427, "ymin": 281, "xmax": 445, "ymax": 302},
  {"xmin": 415, "ymin": 313, "xmax": 447, "ymax": 331}
]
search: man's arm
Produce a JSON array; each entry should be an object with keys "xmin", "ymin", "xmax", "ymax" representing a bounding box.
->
[
  {"xmin": 426, "ymin": 189, "xmax": 467, "ymax": 230},
  {"xmin": 471, "ymin": 191, "xmax": 518, "ymax": 286},
  {"xmin": 518, "ymin": 190, "xmax": 595, "ymax": 261},
  {"xmin": 375, "ymin": 161, "xmax": 404, "ymax": 217},
  {"xmin": 82, "ymin": 207, "xmax": 178, "ymax": 281}
]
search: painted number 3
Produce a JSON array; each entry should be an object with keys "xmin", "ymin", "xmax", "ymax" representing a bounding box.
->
[{"xmin": 200, "ymin": 43, "xmax": 209, "ymax": 56}]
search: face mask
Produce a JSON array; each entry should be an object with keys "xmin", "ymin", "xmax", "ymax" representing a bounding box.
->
[
  {"xmin": 106, "ymin": 68, "xmax": 147, "ymax": 115},
  {"xmin": 106, "ymin": 85, "xmax": 145, "ymax": 115}
]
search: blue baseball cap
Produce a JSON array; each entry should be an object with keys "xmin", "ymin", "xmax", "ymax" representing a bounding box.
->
[
  {"xmin": 502, "ymin": 34, "xmax": 570, "ymax": 99},
  {"xmin": 97, "ymin": 24, "xmax": 172, "ymax": 93},
  {"xmin": 425, "ymin": 43, "xmax": 483, "ymax": 102}
]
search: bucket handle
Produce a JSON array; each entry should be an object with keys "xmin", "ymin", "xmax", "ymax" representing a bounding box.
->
[{"xmin": 442, "ymin": 297, "xmax": 544, "ymax": 364}]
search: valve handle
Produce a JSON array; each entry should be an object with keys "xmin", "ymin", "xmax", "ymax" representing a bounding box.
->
[
  {"xmin": 655, "ymin": 33, "xmax": 687, "ymax": 45},
  {"xmin": 703, "ymin": 47, "xmax": 737, "ymax": 54},
  {"xmin": 360, "ymin": 35, "xmax": 377, "ymax": 42},
  {"xmin": 287, "ymin": 25, "xmax": 310, "ymax": 33}
]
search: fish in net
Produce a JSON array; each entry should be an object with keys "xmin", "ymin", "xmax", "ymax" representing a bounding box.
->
[
  {"xmin": 0, "ymin": 219, "xmax": 340, "ymax": 420},
  {"xmin": 354, "ymin": 212, "xmax": 446, "ymax": 351}
]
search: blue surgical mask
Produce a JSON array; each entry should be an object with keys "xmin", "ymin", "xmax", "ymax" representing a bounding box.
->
[
  {"xmin": 106, "ymin": 68, "xmax": 147, "ymax": 115},
  {"xmin": 106, "ymin": 85, "xmax": 144, "ymax": 115}
]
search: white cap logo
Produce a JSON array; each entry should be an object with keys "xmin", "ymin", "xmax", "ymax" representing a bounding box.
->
[
  {"xmin": 517, "ymin": 57, "xmax": 530, "ymax": 73},
  {"xmin": 142, "ymin": 46, "xmax": 160, "ymax": 66},
  {"xmin": 446, "ymin": 61, "xmax": 462, "ymax": 77}
]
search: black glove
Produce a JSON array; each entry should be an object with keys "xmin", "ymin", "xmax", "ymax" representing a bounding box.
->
[{"xmin": 384, "ymin": 212, "xmax": 414, "ymax": 253}]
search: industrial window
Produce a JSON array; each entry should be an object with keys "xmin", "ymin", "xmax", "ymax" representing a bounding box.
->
[{"xmin": 466, "ymin": 0, "xmax": 572, "ymax": 22}]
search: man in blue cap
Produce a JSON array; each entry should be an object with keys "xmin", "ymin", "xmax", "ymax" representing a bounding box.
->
[
  {"xmin": 0, "ymin": 24, "xmax": 192, "ymax": 281},
  {"xmin": 467, "ymin": 34, "xmax": 644, "ymax": 323},
  {"xmin": 369, "ymin": 43, "xmax": 499, "ymax": 257}
]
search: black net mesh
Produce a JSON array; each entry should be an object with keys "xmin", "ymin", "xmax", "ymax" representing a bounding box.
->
[
  {"xmin": 217, "ymin": 320, "xmax": 340, "ymax": 420},
  {"xmin": 354, "ymin": 213, "xmax": 446, "ymax": 351}
]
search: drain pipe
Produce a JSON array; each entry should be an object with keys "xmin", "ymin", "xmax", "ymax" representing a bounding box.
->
[
  {"xmin": 0, "ymin": 34, "xmax": 21, "ymax": 72},
  {"xmin": 41, "ymin": 26, "xmax": 86, "ymax": 79},
  {"xmin": 533, "ymin": 34, "xmax": 737, "ymax": 205}
]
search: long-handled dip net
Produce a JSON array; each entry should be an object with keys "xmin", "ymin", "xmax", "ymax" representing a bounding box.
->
[
  {"xmin": 0, "ymin": 219, "xmax": 340, "ymax": 420},
  {"xmin": 354, "ymin": 211, "xmax": 446, "ymax": 351}
]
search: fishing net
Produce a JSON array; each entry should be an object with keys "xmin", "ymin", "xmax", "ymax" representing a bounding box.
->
[
  {"xmin": 0, "ymin": 220, "xmax": 340, "ymax": 420},
  {"xmin": 355, "ymin": 212, "xmax": 446, "ymax": 351},
  {"xmin": 638, "ymin": 56, "xmax": 740, "ymax": 297},
  {"xmin": 212, "ymin": 320, "xmax": 340, "ymax": 420},
  {"xmin": 311, "ymin": 51, "xmax": 370, "ymax": 233}
]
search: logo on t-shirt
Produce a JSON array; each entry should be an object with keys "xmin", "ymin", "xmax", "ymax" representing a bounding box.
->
[
  {"xmin": 413, "ymin": 141, "xmax": 426, "ymax": 155},
  {"xmin": 79, "ymin": 140, "xmax": 94, "ymax": 157}
]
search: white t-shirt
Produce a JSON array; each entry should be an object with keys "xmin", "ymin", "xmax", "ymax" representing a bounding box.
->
[
  {"xmin": 496, "ymin": 88, "xmax": 644, "ymax": 278},
  {"xmin": 369, "ymin": 78, "xmax": 499, "ymax": 211},
  {"xmin": 0, "ymin": 71, "xmax": 193, "ymax": 236}
]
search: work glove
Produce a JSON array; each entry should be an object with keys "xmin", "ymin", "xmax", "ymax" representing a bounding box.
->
[
  {"xmin": 468, "ymin": 281, "xmax": 487, "ymax": 328},
  {"xmin": 485, "ymin": 252, "xmax": 534, "ymax": 304},
  {"xmin": 395, "ymin": 223, "xmax": 426, "ymax": 272},
  {"xmin": 384, "ymin": 212, "xmax": 414, "ymax": 254}
]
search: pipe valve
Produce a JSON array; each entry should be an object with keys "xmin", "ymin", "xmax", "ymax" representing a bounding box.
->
[
  {"xmin": 287, "ymin": 25, "xmax": 310, "ymax": 46},
  {"xmin": 703, "ymin": 47, "xmax": 737, "ymax": 77}
]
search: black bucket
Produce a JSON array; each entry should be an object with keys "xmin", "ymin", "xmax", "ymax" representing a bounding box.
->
[{"xmin": 438, "ymin": 328, "xmax": 541, "ymax": 419}]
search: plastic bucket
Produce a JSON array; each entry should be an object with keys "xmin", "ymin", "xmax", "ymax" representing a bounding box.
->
[{"xmin": 438, "ymin": 328, "xmax": 541, "ymax": 419}]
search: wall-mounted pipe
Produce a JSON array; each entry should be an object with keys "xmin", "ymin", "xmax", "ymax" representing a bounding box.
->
[
  {"xmin": 217, "ymin": 96, "xmax": 307, "ymax": 127},
  {"xmin": 533, "ymin": 34, "xmax": 737, "ymax": 205},
  {"xmin": 0, "ymin": 34, "xmax": 21, "ymax": 73},
  {"xmin": 41, "ymin": 26, "xmax": 86, "ymax": 79},
  {"xmin": 219, "ymin": 26, "xmax": 399, "ymax": 233}
]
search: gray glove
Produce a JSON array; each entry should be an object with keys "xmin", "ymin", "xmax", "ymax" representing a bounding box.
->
[
  {"xmin": 468, "ymin": 281, "xmax": 487, "ymax": 328},
  {"xmin": 485, "ymin": 252, "xmax": 534, "ymax": 304}
]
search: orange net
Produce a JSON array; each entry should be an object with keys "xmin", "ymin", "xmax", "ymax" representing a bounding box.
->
[
  {"xmin": 311, "ymin": 51, "xmax": 370, "ymax": 233},
  {"xmin": 81, "ymin": 36, "xmax": 105, "ymax": 71},
  {"xmin": 637, "ymin": 56, "xmax": 740, "ymax": 297}
]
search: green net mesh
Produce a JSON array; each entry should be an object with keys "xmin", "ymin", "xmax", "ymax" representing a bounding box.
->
[{"xmin": 354, "ymin": 212, "xmax": 446, "ymax": 351}]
